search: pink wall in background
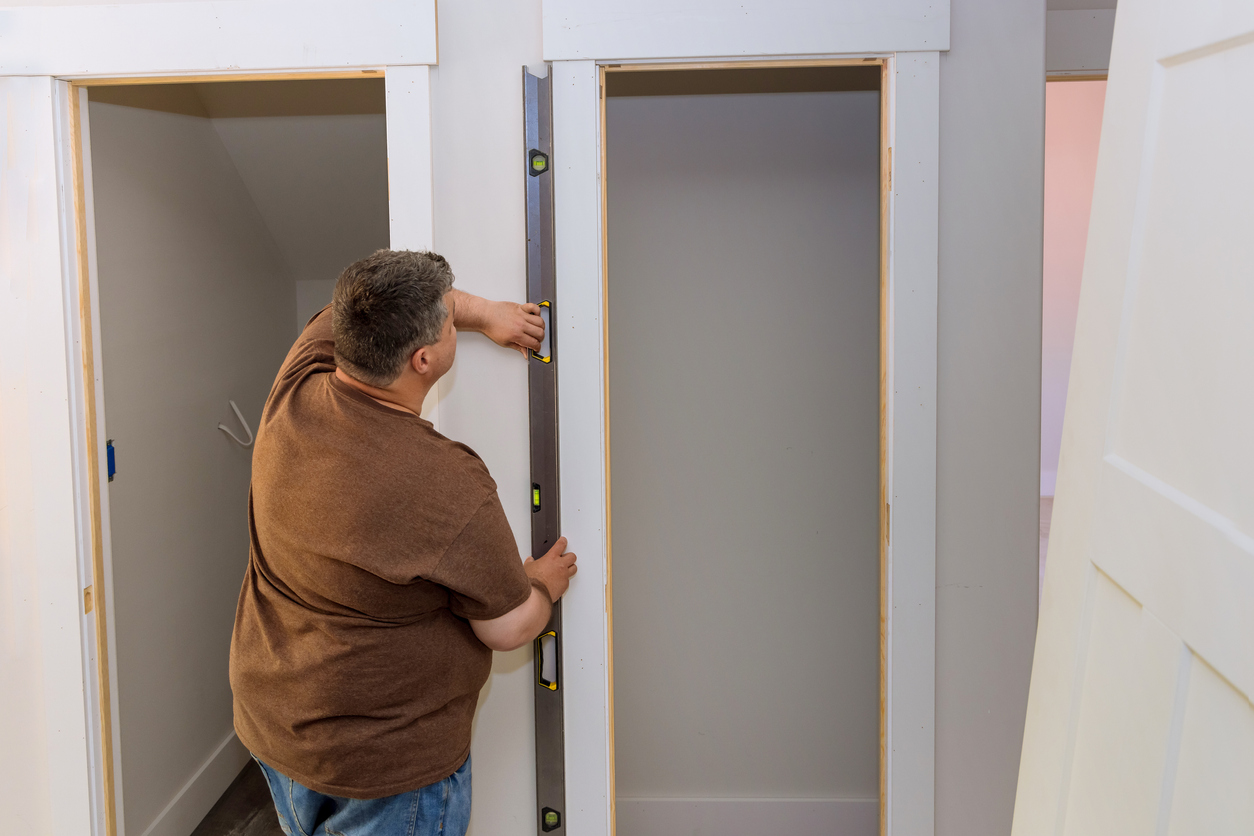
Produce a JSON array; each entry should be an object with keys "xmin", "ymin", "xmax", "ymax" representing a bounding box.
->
[{"xmin": 1042, "ymin": 79, "xmax": 1106, "ymax": 495}]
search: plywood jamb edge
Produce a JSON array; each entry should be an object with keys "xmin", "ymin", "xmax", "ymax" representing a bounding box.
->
[
  {"xmin": 1045, "ymin": 72, "xmax": 1109, "ymax": 82},
  {"xmin": 67, "ymin": 81, "xmax": 117, "ymax": 836},
  {"xmin": 599, "ymin": 57, "xmax": 889, "ymax": 73},
  {"xmin": 597, "ymin": 62, "xmax": 618, "ymax": 836},
  {"xmin": 878, "ymin": 57, "xmax": 891, "ymax": 836}
]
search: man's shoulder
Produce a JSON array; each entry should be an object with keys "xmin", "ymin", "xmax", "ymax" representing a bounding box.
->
[{"xmin": 423, "ymin": 431, "xmax": 498, "ymax": 497}]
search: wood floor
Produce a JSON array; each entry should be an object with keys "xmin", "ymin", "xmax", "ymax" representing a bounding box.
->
[{"xmin": 191, "ymin": 761, "xmax": 284, "ymax": 836}]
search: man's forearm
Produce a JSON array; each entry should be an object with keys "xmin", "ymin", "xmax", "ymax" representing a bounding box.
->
[{"xmin": 449, "ymin": 289, "xmax": 489, "ymax": 333}]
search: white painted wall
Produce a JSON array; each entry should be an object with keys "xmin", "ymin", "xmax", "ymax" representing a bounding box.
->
[
  {"xmin": 1046, "ymin": 10, "xmax": 1116, "ymax": 73},
  {"xmin": 210, "ymin": 118, "xmax": 388, "ymax": 330},
  {"xmin": 935, "ymin": 0, "xmax": 1044, "ymax": 833},
  {"xmin": 605, "ymin": 90, "xmax": 881, "ymax": 815},
  {"xmin": 203, "ymin": 80, "xmax": 390, "ymax": 333},
  {"xmin": 424, "ymin": 2, "xmax": 544, "ymax": 834},
  {"xmin": 0, "ymin": 75, "xmax": 94, "ymax": 836}
]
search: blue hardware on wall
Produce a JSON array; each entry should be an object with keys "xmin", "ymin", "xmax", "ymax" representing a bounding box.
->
[{"xmin": 107, "ymin": 440, "xmax": 116, "ymax": 482}]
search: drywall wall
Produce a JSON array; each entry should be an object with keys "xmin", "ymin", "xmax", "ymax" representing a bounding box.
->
[
  {"xmin": 0, "ymin": 75, "xmax": 95, "ymax": 836},
  {"xmin": 200, "ymin": 81, "xmax": 390, "ymax": 332},
  {"xmin": 1042, "ymin": 81, "xmax": 1106, "ymax": 496},
  {"xmin": 88, "ymin": 90, "xmax": 296, "ymax": 835},
  {"xmin": 425, "ymin": 1, "xmax": 545, "ymax": 834},
  {"xmin": 935, "ymin": 0, "xmax": 1044, "ymax": 834},
  {"xmin": 605, "ymin": 89, "xmax": 880, "ymax": 813},
  {"xmin": 89, "ymin": 80, "xmax": 391, "ymax": 338},
  {"xmin": 1046, "ymin": 10, "xmax": 1116, "ymax": 73}
]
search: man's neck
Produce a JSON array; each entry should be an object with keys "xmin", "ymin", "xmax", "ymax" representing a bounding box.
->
[{"xmin": 334, "ymin": 368, "xmax": 430, "ymax": 417}]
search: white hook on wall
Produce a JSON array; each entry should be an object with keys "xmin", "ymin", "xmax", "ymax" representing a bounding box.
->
[{"xmin": 218, "ymin": 400, "xmax": 254, "ymax": 447}]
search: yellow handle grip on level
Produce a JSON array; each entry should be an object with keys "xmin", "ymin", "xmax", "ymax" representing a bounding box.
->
[
  {"xmin": 537, "ymin": 630, "xmax": 558, "ymax": 691},
  {"xmin": 531, "ymin": 300, "xmax": 552, "ymax": 364}
]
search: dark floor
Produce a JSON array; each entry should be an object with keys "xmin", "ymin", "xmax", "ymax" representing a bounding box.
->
[{"xmin": 191, "ymin": 760, "xmax": 284, "ymax": 836}]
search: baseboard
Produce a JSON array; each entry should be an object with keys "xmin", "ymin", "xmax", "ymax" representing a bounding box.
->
[
  {"xmin": 139, "ymin": 730, "xmax": 251, "ymax": 836},
  {"xmin": 616, "ymin": 797, "xmax": 878, "ymax": 836}
]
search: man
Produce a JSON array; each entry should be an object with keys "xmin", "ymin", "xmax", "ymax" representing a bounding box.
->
[{"xmin": 229, "ymin": 249, "xmax": 577, "ymax": 836}]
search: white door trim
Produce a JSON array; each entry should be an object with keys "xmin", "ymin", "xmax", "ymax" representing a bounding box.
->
[
  {"xmin": 0, "ymin": 0, "xmax": 436, "ymax": 78},
  {"xmin": 552, "ymin": 53, "xmax": 939, "ymax": 836}
]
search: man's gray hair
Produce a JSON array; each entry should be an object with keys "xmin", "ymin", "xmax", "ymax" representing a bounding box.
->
[{"xmin": 332, "ymin": 249, "xmax": 455, "ymax": 387}]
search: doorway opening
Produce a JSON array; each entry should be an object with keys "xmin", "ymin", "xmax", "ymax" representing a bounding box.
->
[
  {"xmin": 76, "ymin": 76, "xmax": 389, "ymax": 836},
  {"xmin": 1040, "ymin": 75, "xmax": 1108, "ymax": 595},
  {"xmin": 602, "ymin": 63, "xmax": 885, "ymax": 836}
]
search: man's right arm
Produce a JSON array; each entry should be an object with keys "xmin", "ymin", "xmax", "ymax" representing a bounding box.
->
[{"xmin": 469, "ymin": 537, "xmax": 577, "ymax": 652}]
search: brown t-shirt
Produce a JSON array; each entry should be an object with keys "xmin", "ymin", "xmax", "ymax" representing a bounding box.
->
[{"xmin": 230, "ymin": 307, "xmax": 533, "ymax": 799}]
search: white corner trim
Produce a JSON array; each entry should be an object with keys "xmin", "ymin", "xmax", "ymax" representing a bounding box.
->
[
  {"xmin": 552, "ymin": 58, "xmax": 614, "ymax": 836},
  {"xmin": 886, "ymin": 51, "xmax": 939, "ymax": 836},
  {"xmin": 139, "ymin": 731, "xmax": 251, "ymax": 836},
  {"xmin": 0, "ymin": 0, "xmax": 437, "ymax": 78},
  {"xmin": 0, "ymin": 72, "xmax": 95, "ymax": 836}
]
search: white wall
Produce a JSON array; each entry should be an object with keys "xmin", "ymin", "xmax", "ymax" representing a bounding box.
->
[
  {"xmin": 88, "ymin": 90, "xmax": 296, "ymax": 836},
  {"xmin": 0, "ymin": 75, "xmax": 94, "ymax": 836},
  {"xmin": 605, "ymin": 89, "xmax": 881, "ymax": 808},
  {"xmin": 425, "ymin": 2, "xmax": 544, "ymax": 834},
  {"xmin": 1046, "ymin": 9, "xmax": 1115, "ymax": 73},
  {"xmin": 212, "ymin": 106, "xmax": 389, "ymax": 330},
  {"xmin": 935, "ymin": 0, "xmax": 1044, "ymax": 833}
]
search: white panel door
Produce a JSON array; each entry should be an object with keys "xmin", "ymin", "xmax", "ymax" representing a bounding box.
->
[{"xmin": 1013, "ymin": 1, "xmax": 1254, "ymax": 833}]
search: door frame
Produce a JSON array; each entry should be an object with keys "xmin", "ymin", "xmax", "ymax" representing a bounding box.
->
[
  {"xmin": 552, "ymin": 53, "xmax": 939, "ymax": 836},
  {"xmin": 55, "ymin": 65, "xmax": 435, "ymax": 836}
]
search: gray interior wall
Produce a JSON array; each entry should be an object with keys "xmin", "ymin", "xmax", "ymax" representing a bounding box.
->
[
  {"xmin": 935, "ymin": 0, "xmax": 1044, "ymax": 833},
  {"xmin": 89, "ymin": 94, "xmax": 296, "ymax": 834},
  {"xmin": 606, "ymin": 91, "xmax": 881, "ymax": 800},
  {"xmin": 208, "ymin": 112, "xmax": 388, "ymax": 331}
]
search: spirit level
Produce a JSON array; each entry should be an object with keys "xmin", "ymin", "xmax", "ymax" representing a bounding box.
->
[{"xmin": 524, "ymin": 65, "xmax": 565, "ymax": 836}]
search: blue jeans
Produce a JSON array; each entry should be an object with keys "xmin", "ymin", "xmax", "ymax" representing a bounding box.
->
[{"xmin": 253, "ymin": 754, "xmax": 472, "ymax": 836}]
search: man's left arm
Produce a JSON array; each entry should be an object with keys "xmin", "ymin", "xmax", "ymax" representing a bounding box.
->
[{"xmin": 450, "ymin": 288, "xmax": 545, "ymax": 357}]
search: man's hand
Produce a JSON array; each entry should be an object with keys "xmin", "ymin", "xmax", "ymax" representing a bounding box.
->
[
  {"xmin": 524, "ymin": 536, "xmax": 578, "ymax": 602},
  {"xmin": 483, "ymin": 299, "xmax": 545, "ymax": 358},
  {"xmin": 450, "ymin": 289, "xmax": 545, "ymax": 357}
]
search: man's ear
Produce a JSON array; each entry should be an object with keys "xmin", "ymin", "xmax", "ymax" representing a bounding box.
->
[{"xmin": 410, "ymin": 346, "xmax": 431, "ymax": 375}]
